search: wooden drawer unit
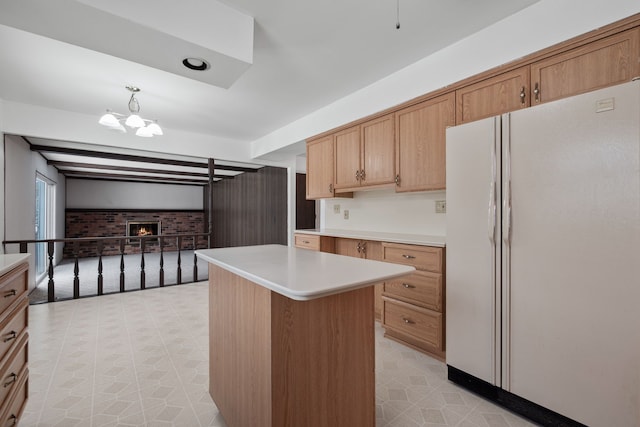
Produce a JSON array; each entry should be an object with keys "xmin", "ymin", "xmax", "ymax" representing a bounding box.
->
[
  {"xmin": 384, "ymin": 271, "xmax": 442, "ymax": 311},
  {"xmin": 382, "ymin": 298, "xmax": 442, "ymax": 350},
  {"xmin": 0, "ymin": 266, "xmax": 27, "ymax": 317},
  {"xmin": 0, "ymin": 335, "xmax": 27, "ymax": 409},
  {"xmin": 0, "ymin": 303, "xmax": 27, "ymax": 364},
  {"xmin": 381, "ymin": 243, "xmax": 445, "ymax": 360},
  {"xmin": 0, "ymin": 371, "xmax": 27, "ymax": 427},
  {"xmin": 294, "ymin": 233, "xmax": 335, "ymax": 253},
  {"xmin": 0, "ymin": 258, "xmax": 28, "ymax": 426},
  {"xmin": 294, "ymin": 234, "xmax": 321, "ymax": 250},
  {"xmin": 382, "ymin": 243, "xmax": 443, "ymax": 273}
]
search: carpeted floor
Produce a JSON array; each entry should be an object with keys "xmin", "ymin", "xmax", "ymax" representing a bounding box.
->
[{"xmin": 30, "ymin": 250, "xmax": 208, "ymax": 304}]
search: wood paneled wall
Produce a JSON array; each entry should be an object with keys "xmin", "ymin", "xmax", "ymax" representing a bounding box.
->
[{"xmin": 212, "ymin": 166, "xmax": 287, "ymax": 248}]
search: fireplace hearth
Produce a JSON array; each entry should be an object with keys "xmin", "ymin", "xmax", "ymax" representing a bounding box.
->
[{"xmin": 127, "ymin": 220, "xmax": 161, "ymax": 244}]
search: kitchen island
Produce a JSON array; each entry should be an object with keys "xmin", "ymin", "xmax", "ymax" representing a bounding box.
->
[{"xmin": 196, "ymin": 245, "xmax": 414, "ymax": 427}]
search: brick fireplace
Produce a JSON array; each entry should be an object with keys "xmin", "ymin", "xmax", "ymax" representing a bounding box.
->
[{"xmin": 65, "ymin": 210, "xmax": 207, "ymax": 258}]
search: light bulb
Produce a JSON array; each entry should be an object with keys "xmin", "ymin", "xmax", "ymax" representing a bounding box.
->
[
  {"xmin": 98, "ymin": 112, "xmax": 120, "ymax": 127},
  {"xmin": 125, "ymin": 114, "xmax": 145, "ymax": 128},
  {"xmin": 136, "ymin": 126, "xmax": 154, "ymax": 137},
  {"xmin": 146, "ymin": 122, "xmax": 163, "ymax": 136}
]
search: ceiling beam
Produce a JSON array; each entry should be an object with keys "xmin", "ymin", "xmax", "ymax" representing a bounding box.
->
[
  {"xmin": 48, "ymin": 160, "xmax": 234, "ymax": 179},
  {"xmin": 61, "ymin": 170, "xmax": 209, "ymax": 185},
  {"xmin": 29, "ymin": 145, "xmax": 260, "ymax": 172}
]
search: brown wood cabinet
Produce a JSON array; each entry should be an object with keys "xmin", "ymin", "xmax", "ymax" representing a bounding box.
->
[
  {"xmin": 294, "ymin": 233, "xmax": 335, "ymax": 253},
  {"xmin": 305, "ymin": 15, "xmax": 640, "ymax": 196},
  {"xmin": 456, "ymin": 67, "xmax": 530, "ymax": 125},
  {"xmin": 334, "ymin": 114, "xmax": 396, "ymax": 193},
  {"xmin": 306, "ymin": 135, "xmax": 335, "ymax": 199},
  {"xmin": 381, "ymin": 242, "xmax": 445, "ymax": 360},
  {"xmin": 531, "ymin": 27, "xmax": 640, "ymax": 105},
  {"xmin": 335, "ymin": 238, "xmax": 385, "ymax": 320},
  {"xmin": 395, "ymin": 92, "xmax": 455, "ymax": 192},
  {"xmin": 0, "ymin": 260, "xmax": 28, "ymax": 426}
]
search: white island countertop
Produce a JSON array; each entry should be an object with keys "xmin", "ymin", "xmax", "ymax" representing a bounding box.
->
[
  {"xmin": 295, "ymin": 228, "xmax": 446, "ymax": 247},
  {"xmin": 0, "ymin": 253, "xmax": 30, "ymax": 276},
  {"xmin": 196, "ymin": 244, "xmax": 415, "ymax": 301}
]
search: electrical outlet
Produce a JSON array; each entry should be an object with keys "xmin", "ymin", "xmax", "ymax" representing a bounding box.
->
[
  {"xmin": 333, "ymin": 204, "xmax": 341, "ymax": 214},
  {"xmin": 435, "ymin": 200, "xmax": 446, "ymax": 213},
  {"xmin": 343, "ymin": 209, "xmax": 349, "ymax": 220}
]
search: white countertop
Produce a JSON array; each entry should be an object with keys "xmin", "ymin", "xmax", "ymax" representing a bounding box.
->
[
  {"xmin": 196, "ymin": 244, "xmax": 415, "ymax": 301},
  {"xmin": 0, "ymin": 254, "xmax": 30, "ymax": 276},
  {"xmin": 295, "ymin": 228, "xmax": 446, "ymax": 247}
]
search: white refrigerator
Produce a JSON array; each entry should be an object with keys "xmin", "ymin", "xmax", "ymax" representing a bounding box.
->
[{"xmin": 446, "ymin": 80, "xmax": 640, "ymax": 426}]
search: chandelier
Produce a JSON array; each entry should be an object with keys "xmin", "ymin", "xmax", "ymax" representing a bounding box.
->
[{"xmin": 98, "ymin": 86, "xmax": 163, "ymax": 137}]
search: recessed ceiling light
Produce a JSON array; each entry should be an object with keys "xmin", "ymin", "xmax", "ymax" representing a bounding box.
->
[{"xmin": 182, "ymin": 58, "xmax": 210, "ymax": 71}]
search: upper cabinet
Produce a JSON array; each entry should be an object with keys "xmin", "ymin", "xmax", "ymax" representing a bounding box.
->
[
  {"xmin": 334, "ymin": 114, "xmax": 396, "ymax": 193},
  {"xmin": 334, "ymin": 126, "xmax": 362, "ymax": 191},
  {"xmin": 305, "ymin": 15, "xmax": 640, "ymax": 197},
  {"xmin": 530, "ymin": 28, "xmax": 640, "ymax": 105},
  {"xmin": 395, "ymin": 93, "xmax": 455, "ymax": 193},
  {"xmin": 306, "ymin": 135, "xmax": 335, "ymax": 199},
  {"xmin": 456, "ymin": 67, "xmax": 530, "ymax": 125}
]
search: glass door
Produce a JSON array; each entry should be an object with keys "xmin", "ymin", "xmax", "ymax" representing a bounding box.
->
[{"xmin": 35, "ymin": 176, "xmax": 55, "ymax": 279}]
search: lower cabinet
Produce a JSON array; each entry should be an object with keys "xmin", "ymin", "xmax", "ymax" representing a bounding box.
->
[
  {"xmin": 0, "ymin": 261, "xmax": 29, "ymax": 425},
  {"xmin": 293, "ymin": 233, "xmax": 447, "ymax": 359},
  {"xmin": 381, "ymin": 243, "xmax": 445, "ymax": 361},
  {"xmin": 334, "ymin": 238, "xmax": 384, "ymax": 321}
]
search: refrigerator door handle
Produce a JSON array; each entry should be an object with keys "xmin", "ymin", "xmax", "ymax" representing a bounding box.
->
[
  {"xmin": 488, "ymin": 131, "xmax": 497, "ymax": 245},
  {"xmin": 503, "ymin": 120, "xmax": 512, "ymax": 246}
]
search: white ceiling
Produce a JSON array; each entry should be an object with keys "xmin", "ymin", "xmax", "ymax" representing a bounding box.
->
[{"xmin": 0, "ymin": 0, "xmax": 540, "ymax": 151}]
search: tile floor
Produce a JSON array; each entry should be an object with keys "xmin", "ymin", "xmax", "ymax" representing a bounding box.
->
[{"xmin": 23, "ymin": 282, "xmax": 536, "ymax": 426}]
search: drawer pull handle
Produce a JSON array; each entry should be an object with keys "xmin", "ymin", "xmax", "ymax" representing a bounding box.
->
[
  {"xmin": 402, "ymin": 317, "xmax": 414, "ymax": 324},
  {"xmin": 3, "ymin": 331, "xmax": 16, "ymax": 343},
  {"xmin": 3, "ymin": 290, "xmax": 16, "ymax": 298},
  {"xmin": 7, "ymin": 414, "xmax": 16, "ymax": 426},
  {"xmin": 402, "ymin": 254, "xmax": 416, "ymax": 259},
  {"xmin": 3, "ymin": 373, "xmax": 16, "ymax": 388},
  {"xmin": 402, "ymin": 283, "xmax": 415, "ymax": 289},
  {"xmin": 302, "ymin": 240, "xmax": 310, "ymax": 244}
]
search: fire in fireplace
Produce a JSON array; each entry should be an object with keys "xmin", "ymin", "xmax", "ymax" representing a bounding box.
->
[{"xmin": 127, "ymin": 220, "xmax": 161, "ymax": 244}]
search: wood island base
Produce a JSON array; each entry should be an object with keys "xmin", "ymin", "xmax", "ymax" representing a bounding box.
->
[{"xmin": 208, "ymin": 264, "xmax": 375, "ymax": 427}]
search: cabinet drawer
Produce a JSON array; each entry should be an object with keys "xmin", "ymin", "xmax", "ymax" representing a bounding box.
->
[
  {"xmin": 0, "ymin": 266, "xmax": 27, "ymax": 318},
  {"xmin": 0, "ymin": 335, "xmax": 27, "ymax": 409},
  {"xmin": 384, "ymin": 271, "xmax": 442, "ymax": 311},
  {"xmin": 382, "ymin": 298, "xmax": 442, "ymax": 349},
  {"xmin": 294, "ymin": 234, "xmax": 321, "ymax": 251},
  {"xmin": 0, "ymin": 370, "xmax": 27, "ymax": 427},
  {"xmin": 382, "ymin": 243, "xmax": 443, "ymax": 272},
  {"xmin": 0, "ymin": 304, "xmax": 27, "ymax": 363}
]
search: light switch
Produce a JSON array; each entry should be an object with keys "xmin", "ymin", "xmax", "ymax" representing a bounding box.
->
[
  {"xmin": 334, "ymin": 204, "xmax": 341, "ymax": 214},
  {"xmin": 343, "ymin": 210, "xmax": 349, "ymax": 220},
  {"xmin": 435, "ymin": 200, "xmax": 446, "ymax": 213}
]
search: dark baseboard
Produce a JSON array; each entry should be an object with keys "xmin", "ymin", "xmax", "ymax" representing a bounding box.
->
[{"xmin": 447, "ymin": 365, "xmax": 586, "ymax": 427}]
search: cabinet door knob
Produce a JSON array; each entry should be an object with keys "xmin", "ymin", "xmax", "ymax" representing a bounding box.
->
[
  {"xmin": 520, "ymin": 86, "xmax": 526, "ymax": 105},
  {"xmin": 329, "ymin": 183, "xmax": 333, "ymax": 193},
  {"xmin": 402, "ymin": 317, "xmax": 414, "ymax": 324},
  {"xmin": 360, "ymin": 169, "xmax": 366, "ymax": 181},
  {"xmin": 395, "ymin": 175, "xmax": 401, "ymax": 186},
  {"xmin": 533, "ymin": 83, "xmax": 540, "ymax": 102},
  {"xmin": 402, "ymin": 283, "xmax": 415, "ymax": 289},
  {"xmin": 355, "ymin": 170, "xmax": 361, "ymax": 180}
]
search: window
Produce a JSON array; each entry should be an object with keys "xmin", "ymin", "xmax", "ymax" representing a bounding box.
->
[{"xmin": 35, "ymin": 175, "xmax": 55, "ymax": 279}]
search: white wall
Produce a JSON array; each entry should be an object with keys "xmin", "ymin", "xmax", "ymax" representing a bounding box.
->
[
  {"xmin": 321, "ymin": 189, "xmax": 446, "ymax": 236},
  {"xmin": 4, "ymin": 134, "xmax": 66, "ymax": 290},
  {"xmin": 66, "ymin": 180, "xmax": 203, "ymax": 210}
]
